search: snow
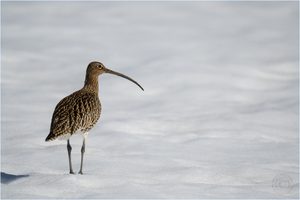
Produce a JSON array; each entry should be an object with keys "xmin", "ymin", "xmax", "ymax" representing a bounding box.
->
[{"xmin": 1, "ymin": 1, "xmax": 299, "ymax": 199}]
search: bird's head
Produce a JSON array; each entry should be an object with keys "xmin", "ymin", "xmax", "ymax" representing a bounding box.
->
[
  {"xmin": 86, "ymin": 61, "xmax": 144, "ymax": 91},
  {"xmin": 86, "ymin": 61, "xmax": 106, "ymax": 76}
]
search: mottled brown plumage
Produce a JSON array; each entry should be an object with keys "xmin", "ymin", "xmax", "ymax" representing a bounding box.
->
[
  {"xmin": 46, "ymin": 91, "xmax": 101, "ymax": 141},
  {"xmin": 45, "ymin": 61, "xmax": 143, "ymax": 174},
  {"xmin": 46, "ymin": 62, "xmax": 103, "ymax": 141}
]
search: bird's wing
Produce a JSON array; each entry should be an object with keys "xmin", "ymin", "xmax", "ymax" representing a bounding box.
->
[{"xmin": 46, "ymin": 91, "xmax": 101, "ymax": 141}]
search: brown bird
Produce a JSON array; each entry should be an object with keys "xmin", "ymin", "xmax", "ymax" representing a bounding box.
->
[{"xmin": 45, "ymin": 61, "xmax": 143, "ymax": 174}]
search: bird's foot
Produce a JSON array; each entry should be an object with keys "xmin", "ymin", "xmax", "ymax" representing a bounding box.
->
[
  {"xmin": 78, "ymin": 171, "xmax": 83, "ymax": 175},
  {"xmin": 69, "ymin": 171, "xmax": 75, "ymax": 174}
]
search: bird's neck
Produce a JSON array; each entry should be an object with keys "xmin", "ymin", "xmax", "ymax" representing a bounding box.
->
[{"xmin": 83, "ymin": 73, "xmax": 99, "ymax": 93}]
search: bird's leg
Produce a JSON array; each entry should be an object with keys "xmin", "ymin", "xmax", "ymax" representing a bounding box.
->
[
  {"xmin": 78, "ymin": 135, "xmax": 86, "ymax": 174},
  {"xmin": 67, "ymin": 139, "xmax": 75, "ymax": 174}
]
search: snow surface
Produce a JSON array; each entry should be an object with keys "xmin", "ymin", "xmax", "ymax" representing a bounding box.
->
[{"xmin": 1, "ymin": 1, "xmax": 299, "ymax": 199}]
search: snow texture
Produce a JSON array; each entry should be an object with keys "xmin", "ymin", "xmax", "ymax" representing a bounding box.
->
[{"xmin": 1, "ymin": 1, "xmax": 299, "ymax": 199}]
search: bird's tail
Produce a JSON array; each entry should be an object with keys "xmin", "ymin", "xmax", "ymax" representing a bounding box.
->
[{"xmin": 45, "ymin": 132, "xmax": 55, "ymax": 142}]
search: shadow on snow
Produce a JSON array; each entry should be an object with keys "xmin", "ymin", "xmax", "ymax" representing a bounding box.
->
[{"xmin": 1, "ymin": 172, "xmax": 29, "ymax": 184}]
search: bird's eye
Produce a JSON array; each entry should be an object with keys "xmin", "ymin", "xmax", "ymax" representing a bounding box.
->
[{"xmin": 98, "ymin": 65, "xmax": 103, "ymax": 69}]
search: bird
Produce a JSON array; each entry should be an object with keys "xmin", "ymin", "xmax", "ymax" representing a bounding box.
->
[{"xmin": 45, "ymin": 61, "xmax": 143, "ymax": 174}]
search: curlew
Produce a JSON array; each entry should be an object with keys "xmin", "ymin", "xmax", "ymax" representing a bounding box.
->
[{"xmin": 45, "ymin": 61, "xmax": 143, "ymax": 174}]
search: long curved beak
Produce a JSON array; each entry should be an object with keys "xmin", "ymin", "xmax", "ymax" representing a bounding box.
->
[{"xmin": 105, "ymin": 68, "xmax": 144, "ymax": 91}]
